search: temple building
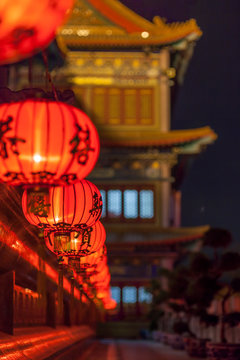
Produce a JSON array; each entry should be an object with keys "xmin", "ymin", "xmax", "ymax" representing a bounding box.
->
[
  {"xmin": 0, "ymin": 0, "xmax": 217, "ymax": 344},
  {"xmin": 53, "ymin": 0, "xmax": 217, "ymax": 332}
]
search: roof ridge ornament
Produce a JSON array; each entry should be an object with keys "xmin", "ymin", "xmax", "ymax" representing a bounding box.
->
[{"xmin": 57, "ymin": 0, "xmax": 202, "ymax": 51}]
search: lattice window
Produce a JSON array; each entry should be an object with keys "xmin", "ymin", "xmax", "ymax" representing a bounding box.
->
[
  {"xmin": 99, "ymin": 185, "xmax": 154, "ymax": 222},
  {"xmin": 109, "ymin": 89, "xmax": 121, "ymax": 125},
  {"xmin": 140, "ymin": 89, "xmax": 153, "ymax": 125},
  {"xmin": 92, "ymin": 88, "xmax": 106, "ymax": 124},
  {"xmin": 124, "ymin": 189, "xmax": 138, "ymax": 219},
  {"xmin": 123, "ymin": 286, "xmax": 137, "ymax": 304},
  {"xmin": 124, "ymin": 89, "xmax": 137, "ymax": 125},
  {"xmin": 139, "ymin": 286, "xmax": 152, "ymax": 304},
  {"xmin": 139, "ymin": 190, "xmax": 154, "ymax": 218},
  {"xmin": 108, "ymin": 189, "xmax": 122, "ymax": 218},
  {"xmin": 111, "ymin": 286, "xmax": 121, "ymax": 304},
  {"xmin": 90, "ymin": 87, "xmax": 154, "ymax": 126}
]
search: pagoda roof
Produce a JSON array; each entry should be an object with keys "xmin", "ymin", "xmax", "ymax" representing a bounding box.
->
[
  {"xmin": 100, "ymin": 126, "xmax": 217, "ymax": 153},
  {"xmin": 106, "ymin": 225, "xmax": 209, "ymax": 249},
  {"xmin": 57, "ymin": 0, "xmax": 202, "ymax": 51}
]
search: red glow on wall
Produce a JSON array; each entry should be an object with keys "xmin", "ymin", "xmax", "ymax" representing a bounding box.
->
[
  {"xmin": 74, "ymin": 287, "xmax": 80, "ymax": 300},
  {"xmin": 63, "ymin": 277, "xmax": 71, "ymax": 293},
  {"xmin": 81, "ymin": 294, "xmax": 88, "ymax": 303},
  {"xmin": 0, "ymin": 222, "xmax": 87, "ymax": 298},
  {"xmin": 0, "ymin": 223, "xmax": 39, "ymax": 270},
  {"xmin": 0, "ymin": 0, "xmax": 74, "ymax": 64},
  {"xmin": 45, "ymin": 263, "xmax": 58, "ymax": 284},
  {"xmin": 103, "ymin": 298, "xmax": 117, "ymax": 310},
  {"xmin": 0, "ymin": 99, "xmax": 99, "ymax": 186}
]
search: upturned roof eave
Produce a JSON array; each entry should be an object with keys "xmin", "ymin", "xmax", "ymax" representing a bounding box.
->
[
  {"xmin": 57, "ymin": 0, "xmax": 202, "ymax": 52},
  {"xmin": 99, "ymin": 126, "xmax": 217, "ymax": 148}
]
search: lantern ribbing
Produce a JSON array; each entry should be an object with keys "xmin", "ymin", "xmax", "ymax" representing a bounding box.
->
[{"xmin": 0, "ymin": 99, "xmax": 99, "ymax": 186}]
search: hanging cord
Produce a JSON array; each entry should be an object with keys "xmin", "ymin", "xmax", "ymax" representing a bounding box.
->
[
  {"xmin": 42, "ymin": 50, "xmax": 59, "ymax": 102},
  {"xmin": 28, "ymin": 57, "xmax": 33, "ymax": 87}
]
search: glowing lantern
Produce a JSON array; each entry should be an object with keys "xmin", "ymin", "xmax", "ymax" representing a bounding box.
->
[
  {"xmin": 0, "ymin": 0, "xmax": 74, "ymax": 64},
  {"xmin": 89, "ymin": 256, "xmax": 107, "ymax": 273},
  {"xmin": 22, "ymin": 180, "xmax": 102, "ymax": 229},
  {"xmin": 97, "ymin": 289, "xmax": 111, "ymax": 299},
  {"xmin": 81, "ymin": 246, "xmax": 107, "ymax": 269},
  {"xmin": 46, "ymin": 221, "xmax": 106, "ymax": 257},
  {"xmin": 68, "ymin": 246, "xmax": 106, "ymax": 274},
  {"xmin": 73, "ymin": 257, "xmax": 107, "ymax": 278},
  {"xmin": 103, "ymin": 298, "xmax": 117, "ymax": 310},
  {"xmin": 90, "ymin": 267, "xmax": 110, "ymax": 286},
  {"xmin": 0, "ymin": 99, "xmax": 99, "ymax": 186}
]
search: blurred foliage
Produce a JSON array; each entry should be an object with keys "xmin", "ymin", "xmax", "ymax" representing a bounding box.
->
[
  {"xmin": 202, "ymin": 228, "xmax": 232, "ymax": 249},
  {"xmin": 146, "ymin": 228, "xmax": 240, "ymax": 340},
  {"xmin": 173, "ymin": 320, "xmax": 190, "ymax": 335}
]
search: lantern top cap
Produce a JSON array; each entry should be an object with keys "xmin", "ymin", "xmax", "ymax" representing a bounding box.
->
[{"xmin": 0, "ymin": 87, "xmax": 76, "ymax": 106}]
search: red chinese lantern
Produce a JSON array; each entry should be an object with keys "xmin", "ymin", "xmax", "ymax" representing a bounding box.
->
[
  {"xmin": 90, "ymin": 267, "xmax": 110, "ymax": 286},
  {"xmin": 91, "ymin": 256, "xmax": 107, "ymax": 272},
  {"xmin": 0, "ymin": 0, "xmax": 74, "ymax": 64},
  {"xmin": 46, "ymin": 221, "xmax": 106, "ymax": 257},
  {"xmin": 103, "ymin": 298, "xmax": 117, "ymax": 310},
  {"xmin": 75, "ymin": 257, "xmax": 107, "ymax": 278},
  {"xmin": 97, "ymin": 288, "xmax": 110, "ymax": 298},
  {"xmin": 68, "ymin": 246, "xmax": 106, "ymax": 274},
  {"xmin": 22, "ymin": 180, "xmax": 102, "ymax": 229},
  {"xmin": 0, "ymin": 99, "xmax": 99, "ymax": 186},
  {"xmin": 81, "ymin": 246, "xmax": 107, "ymax": 268}
]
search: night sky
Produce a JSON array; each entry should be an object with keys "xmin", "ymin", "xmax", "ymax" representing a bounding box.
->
[{"xmin": 122, "ymin": 0, "xmax": 240, "ymax": 245}]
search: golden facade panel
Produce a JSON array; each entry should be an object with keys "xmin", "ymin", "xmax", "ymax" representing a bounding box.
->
[
  {"xmin": 108, "ymin": 88, "xmax": 121, "ymax": 125},
  {"xmin": 92, "ymin": 87, "xmax": 106, "ymax": 124}
]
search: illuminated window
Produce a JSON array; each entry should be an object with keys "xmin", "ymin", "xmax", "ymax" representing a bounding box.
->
[
  {"xmin": 111, "ymin": 286, "xmax": 120, "ymax": 304},
  {"xmin": 123, "ymin": 286, "xmax": 137, "ymax": 304},
  {"xmin": 99, "ymin": 185, "xmax": 154, "ymax": 222},
  {"xmin": 139, "ymin": 287, "xmax": 152, "ymax": 303},
  {"xmin": 140, "ymin": 190, "xmax": 154, "ymax": 218},
  {"xmin": 108, "ymin": 190, "xmax": 122, "ymax": 218},
  {"xmin": 124, "ymin": 190, "xmax": 138, "ymax": 218}
]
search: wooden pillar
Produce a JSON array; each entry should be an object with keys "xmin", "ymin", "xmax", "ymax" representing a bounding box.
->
[
  {"xmin": 78, "ymin": 285, "xmax": 83, "ymax": 324},
  {"xmin": 70, "ymin": 278, "xmax": 75, "ymax": 326},
  {"xmin": 63, "ymin": 299, "xmax": 71, "ymax": 326},
  {"xmin": 37, "ymin": 242, "xmax": 47, "ymax": 321},
  {"xmin": 136, "ymin": 286, "xmax": 141, "ymax": 317},
  {"xmin": 57, "ymin": 265, "xmax": 64, "ymax": 325},
  {"xmin": 88, "ymin": 300, "xmax": 96, "ymax": 327},
  {"xmin": 119, "ymin": 285, "xmax": 124, "ymax": 320},
  {"xmin": 46, "ymin": 291, "xmax": 56, "ymax": 328},
  {"xmin": 0, "ymin": 271, "xmax": 14, "ymax": 334},
  {"xmin": 173, "ymin": 190, "xmax": 181, "ymax": 227}
]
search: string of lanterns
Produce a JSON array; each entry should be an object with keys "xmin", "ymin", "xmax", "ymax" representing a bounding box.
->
[
  {"xmin": 0, "ymin": 96, "xmax": 115, "ymax": 311},
  {"xmin": 0, "ymin": 0, "xmax": 116, "ymax": 311}
]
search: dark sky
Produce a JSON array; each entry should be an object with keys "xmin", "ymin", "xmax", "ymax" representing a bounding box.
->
[{"xmin": 122, "ymin": 0, "xmax": 240, "ymax": 244}]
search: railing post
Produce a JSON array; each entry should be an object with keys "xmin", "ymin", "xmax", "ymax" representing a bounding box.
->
[
  {"xmin": 0, "ymin": 271, "xmax": 15, "ymax": 334},
  {"xmin": 119, "ymin": 285, "xmax": 124, "ymax": 320}
]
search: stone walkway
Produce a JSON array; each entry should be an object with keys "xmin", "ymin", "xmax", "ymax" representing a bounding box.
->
[{"xmin": 75, "ymin": 339, "xmax": 199, "ymax": 360}]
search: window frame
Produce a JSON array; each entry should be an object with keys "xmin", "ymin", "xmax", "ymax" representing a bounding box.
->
[{"xmin": 100, "ymin": 184, "xmax": 156, "ymax": 223}]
